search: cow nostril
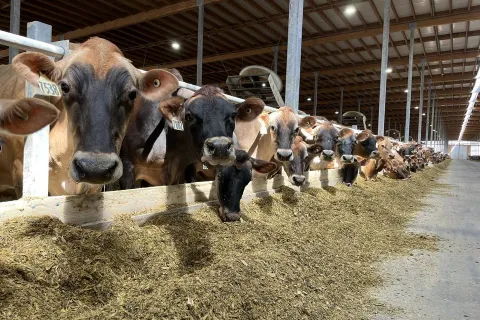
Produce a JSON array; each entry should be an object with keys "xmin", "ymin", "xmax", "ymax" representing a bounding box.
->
[
  {"xmin": 105, "ymin": 160, "xmax": 119, "ymax": 178},
  {"xmin": 75, "ymin": 160, "xmax": 86, "ymax": 178}
]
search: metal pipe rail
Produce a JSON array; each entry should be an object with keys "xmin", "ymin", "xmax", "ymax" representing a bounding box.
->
[
  {"xmin": 0, "ymin": 28, "xmax": 359, "ymax": 134},
  {"xmin": 0, "ymin": 29, "xmax": 65, "ymax": 58}
]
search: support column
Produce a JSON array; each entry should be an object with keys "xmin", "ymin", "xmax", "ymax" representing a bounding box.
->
[
  {"xmin": 425, "ymin": 82, "xmax": 431, "ymax": 145},
  {"xmin": 339, "ymin": 87, "xmax": 344, "ymax": 124},
  {"xmin": 430, "ymin": 92, "xmax": 436, "ymax": 148},
  {"xmin": 196, "ymin": 0, "xmax": 204, "ymax": 86},
  {"xmin": 8, "ymin": 0, "xmax": 21, "ymax": 63},
  {"xmin": 313, "ymin": 71, "xmax": 318, "ymax": 116},
  {"xmin": 404, "ymin": 23, "xmax": 415, "ymax": 143},
  {"xmin": 377, "ymin": 0, "xmax": 391, "ymax": 136},
  {"xmin": 273, "ymin": 45, "xmax": 279, "ymax": 74},
  {"xmin": 284, "ymin": 0, "xmax": 304, "ymax": 112},
  {"xmin": 418, "ymin": 58, "xmax": 425, "ymax": 142},
  {"xmin": 22, "ymin": 21, "xmax": 52, "ymax": 198}
]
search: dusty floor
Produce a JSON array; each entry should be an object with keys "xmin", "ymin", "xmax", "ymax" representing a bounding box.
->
[{"xmin": 373, "ymin": 160, "xmax": 480, "ymax": 320}]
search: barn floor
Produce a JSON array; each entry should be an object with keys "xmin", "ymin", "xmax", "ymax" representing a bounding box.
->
[{"xmin": 373, "ymin": 160, "xmax": 480, "ymax": 319}]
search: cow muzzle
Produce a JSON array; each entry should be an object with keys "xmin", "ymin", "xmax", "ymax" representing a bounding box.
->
[
  {"xmin": 218, "ymin": 206, "xmax": 241, "ymax": 222},
  {"xmin": 201, "ymin": 136, "xmax": 236, "ymax": 166},
  {"xmin": 275, "ymin": 149, "xmax": 293, "ymax": 162},
  {"xmin": 70, "ymin": 151, "xmax": 122, "ymax": 184},
  {"xmin": 290, "ymin": 174, "xmax": 306, "ymax": 187},
  {"xmin": 321, "ymin": 150, "xmax": 335, "ymax": 160},
  {"xmin": 341, "ymin": 154, "xmax": 355, "ymax": 164}
]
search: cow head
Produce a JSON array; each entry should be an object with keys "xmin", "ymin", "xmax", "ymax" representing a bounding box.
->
[
  {"xmin": 0, "ymin": 98, "xmax": 59, "ymax": 136},
  {"xmin": 216, "ymin": 149, "xmax": 277, "ymax": 222},
  {"xmin": 13, "ymin": 37, "xmax": 179, "ymax": 184},
  {"xmin": 385, "ymin": 159, "xmax": 411, "ymax": 179},
  {"xmin": 184, "ymin": 86, "xmax": 238, "ymax": 166},
  {"xmin": 336, "ymin": 128, "xmax": 357, "ymax": 164},
  {"xmin": 355, "ymin": 130, "xmax": 379, "ymax": 158},
  {"xmin": 376, "ymin": 136, "xmax": 395, "ymax": 160},
  {"xmin": 269, "ymin": 106, "xmax": 299, "ymax": 162},
  {"xmin": 313, "ymin": 121, "xmax": 339, "ymax": 162},
  {"xmin": 284, "ymin": 136, "xmax": 309, "ymax": 187}
]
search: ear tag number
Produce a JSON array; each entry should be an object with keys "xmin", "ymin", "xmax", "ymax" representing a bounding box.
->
[
  {"xmin": 37, "ymin": 72, "xmax": 61, "ymax": 97},
  {"xmin": 171, "ymin": 117, "xmax": 184, "ymax": 131}
]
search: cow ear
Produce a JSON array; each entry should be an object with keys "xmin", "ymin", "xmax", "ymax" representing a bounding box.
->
[
  {"xmin": 0, "ymin": 98, "xmax": 59, "ymax": 135},
  {"xmin": 299, "ymin": 116, "xmax": 317, "ymax": 129},
  {"xmin": 157, "ymin": 97, "xmax": 185, "ymax": 126},
  {"xmin": 250, "ymin": 157, "xmax": 277, "ymax": 174},
  {"xmin": 376, "ymin": 136, "xmax": 385, "ymax": 143},
  {"xmin": 138, "ymin": 69, "xmax": 179, "ymax": 101},
  {"xmin": 13, "ymin": 52, "xmax": 61, "ymax": 85},
  {"xmin": 236, "ymin": 97, "xmax": 265, "ymax": 122}
]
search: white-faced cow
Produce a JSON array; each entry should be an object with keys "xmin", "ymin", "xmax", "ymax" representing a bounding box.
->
[{"xmin": 0, "ymin": 37, "xmax": 179, "ymax": 197}]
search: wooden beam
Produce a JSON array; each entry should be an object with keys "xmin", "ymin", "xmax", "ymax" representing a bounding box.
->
[{"xmin": 148, "ymin": 5, "xmax": 480, "ymax": 69}]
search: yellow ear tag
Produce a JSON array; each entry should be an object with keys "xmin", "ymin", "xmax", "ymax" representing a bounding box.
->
[{"xmin": 37, "ymin": 72, "xmax": 61, "ymax": 97}]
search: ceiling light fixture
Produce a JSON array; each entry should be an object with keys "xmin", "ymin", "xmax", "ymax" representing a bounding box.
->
[
  {"xmin": 404, "ymin": 89, "xmax": 409, "ymax": 93},
  {"xmin": 335, "ymin": 111, "xmax": 339, "ymax": 114},
  {"xmin": 171, "ymin": 42, "xmax": 180, "ymax": 50},
  {"xmin": 386, "ymin": 68, "xmax": 393, "ymax": 73},
  {"xmin": 307, "ymin": 97, "xmax": 312, "ymax": 101},
  {"xmin": 344, "ymin": 5, "xmax": 356, "ymax": 15}
]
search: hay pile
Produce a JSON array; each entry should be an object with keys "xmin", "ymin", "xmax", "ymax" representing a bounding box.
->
[{"xmin": 0, "ymin": 162, "xmax": 450, "ymax": 320}]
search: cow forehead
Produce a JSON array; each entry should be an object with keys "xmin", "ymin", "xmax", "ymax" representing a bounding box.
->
[
  {"xmin": 62, "ymin": 38, "xmax": 132, "ymax": 79},
  {"xmin": 270, "ymin": 107, "xmax": 298, "ymax": 127},
  {"xmin": 187, "ymin": 96, "xmax": 235, "ymax": 116}
]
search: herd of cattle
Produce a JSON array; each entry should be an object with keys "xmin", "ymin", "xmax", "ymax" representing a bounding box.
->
[{"xmin": 0, "ymin": 37, "xmax": 449, "ymax": 221}]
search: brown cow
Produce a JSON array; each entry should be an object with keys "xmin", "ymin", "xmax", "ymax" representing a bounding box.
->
[
  {"xmin": 0, "ymin": 37, "xmax": 178, "ymax": 197},
  {"xmin": 0, "ymin": 98, "xmax": 59, "ymax": 136},
  {"xmin": 235, "ymin": 105, "xmax": 300, "ymax": 179}
]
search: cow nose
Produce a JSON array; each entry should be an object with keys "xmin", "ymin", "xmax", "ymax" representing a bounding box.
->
[
  {"xmin": 322, "ymin": 150, "xmax": 334, "ymax": 159},
  {"xmin": 204, "ymin": 137, "xmax": 234, "ymax": 157},
  {"xmin": 341, "ymin": 154, "xmax": 354, "ymax": 163},
  {"xmin": 388, "ymin": 154, "xmax": 395, "ymax": 159},
  {"xmin": 276, "ymin": 149, "xmax": 293, "ymax": 161},
  {"xmin": 292, "ymin": 174, "xmax": 306, "ymax": 186},
  {"xmin": 70, "ymin": 151, "xmax": 121, "ymax": 184}
]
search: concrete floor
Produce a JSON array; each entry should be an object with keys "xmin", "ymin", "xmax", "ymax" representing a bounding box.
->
[{"xmin": 373, "ymin": 160, "xmax": 480, "ymax": 320}]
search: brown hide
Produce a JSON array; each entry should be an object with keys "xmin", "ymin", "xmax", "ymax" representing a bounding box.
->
[{"xmin": 0, "ymin": 37, "xmax": 178, "ymax": 197}]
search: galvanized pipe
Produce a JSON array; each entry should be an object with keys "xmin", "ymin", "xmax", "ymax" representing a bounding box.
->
[
  {"xmin": 418, "ymin": 58, "xmax": 425, "ymax": 142},
  {"xmin": 8, "ymin": 0, "xmax": 21, "ymax": 63},
  {"xmin": 196, "ymin": 0, "xmax": 204, "ymax": 86},
  {"xmin": 425, "ymin": 82, "xmax": 431, "ymax": 145},
  {"xmin": 430, "ymin": 92, "xmax": 436, "ymax": 148},
  {"xmin": 0, "ymin": 29, "xmax": 65, "ymax": 58},
  {"xmin": 313, "ymin": 71, "xmax": 318, "ymax": 116},
  {"xmin": 284, "ymin": 0, "xmax": 304, "ymax": 112},
  {"xmin": 404, "ymin": 23, "xmax": 415, "ymax": 143},
  {"xmin": 339, "ymin": 87, "xmax": 344, "ymax": 124},
  {"xmin": 273, "ymin": 45, "xmax": 279, "ymax": 74},
  {"xmin": 377, "ymin": 0, "xmax": 391, "ymax": 136}
]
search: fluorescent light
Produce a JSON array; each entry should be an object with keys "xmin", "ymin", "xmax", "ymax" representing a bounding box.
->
[
  {"xmin": 335, "ymin": 111, "xmax": 339, "ymax": 114},
  {"xmin": 386, "ymin": 68, "xmax": 393, "ymax": 73},
  {"xmin": 262, "ymin": 83, "xmax": 266, "ymax": 87},
  {"xmin": 171, "ymin": 42, "xmax": 180, "ymax": 50},
  {"xmin": 307, "ymin": 97, "xmax": 312, "ymax": 101},
  {"xmin": 344, "ymin": 5, "xmax": 356, "ymax": 15},
  {"xmin": 404, "ymin": 89, "xmax": 409, "ymax": 93},
  {"xmin": 414, "ymin": 106, "xmax": 419, "ymax": 109},
  {"xmin": 422, "ymin": 113, "xmax": 426, "ymax": 116}
]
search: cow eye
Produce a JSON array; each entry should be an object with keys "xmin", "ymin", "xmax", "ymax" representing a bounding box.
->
[
  {"xmin": 294, "ymin": 127, "xmax": 300, "ymax": 135},
  {"xmin": 270, "ymin": 125, "xmax": 276, "ymax": 132},
  {"xmin": 60, "ymin": 81, "xmax": 70, "ymax": 94},
  {"xmin": 128, "ymin": 90, "xmax": 137, "ymax": 101},
  {"xmin": 153, "ymin": 79, "xmax": 161, "ymax": 88},
  {"xmin": 246, "ymin": 108, "xmax": 251, "ymax": 114},
  {"xmin": 231, "ymin": 112, "xmax": 237, "ymax": 119}
]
